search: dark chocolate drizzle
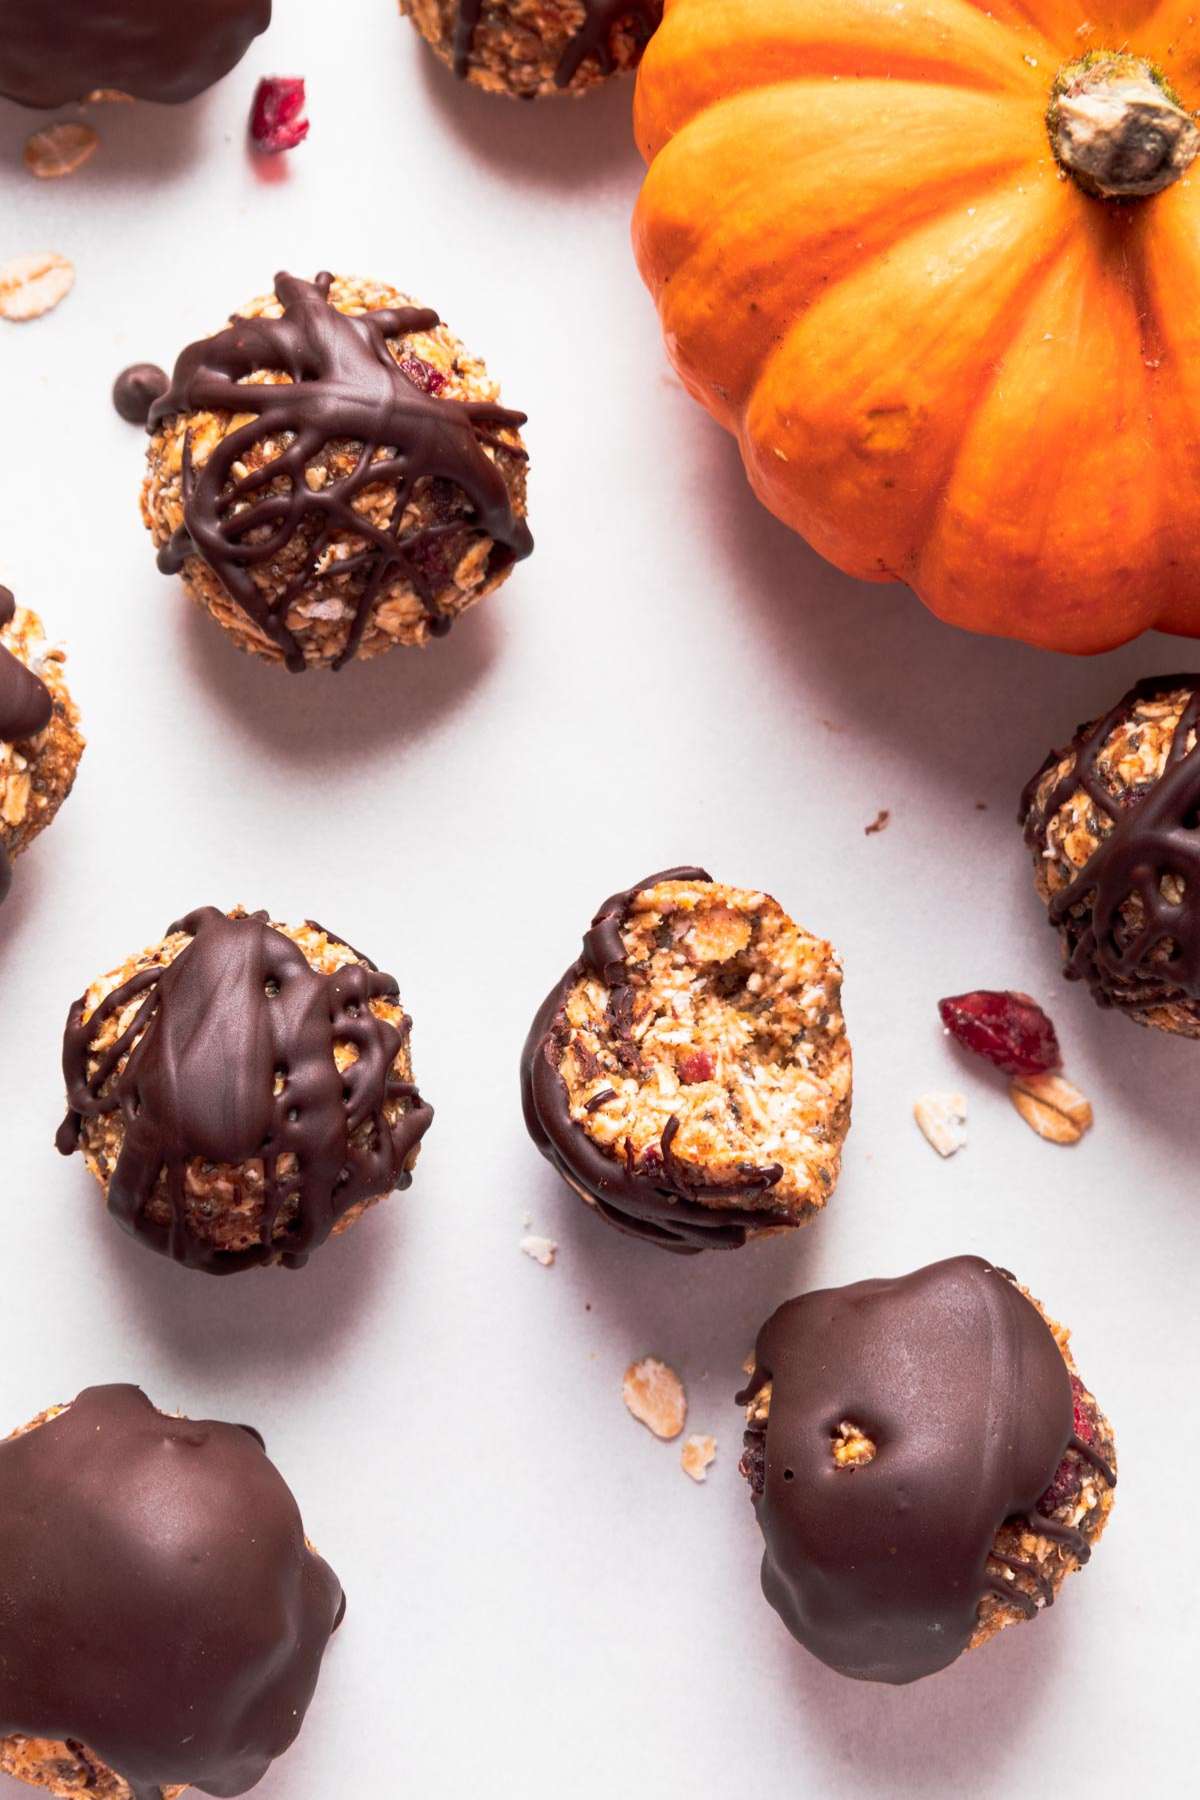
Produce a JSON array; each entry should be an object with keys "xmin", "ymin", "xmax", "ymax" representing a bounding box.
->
[
  {"xmin": 738, "ymin": 1257, "xmax": 1115, "ymax": 1684},
  {"xmin": 0, "ymin": 0, "xmax": 270, "ymax": 108},
  {"xmin": 113, "ymin": 361, "xmax": 169, "ymax": 425},
  {"xmin": 453, "ymin": 0, "xmax": 660, "ymax": 86},
  {"xmin": 520, "ymin": 867, "xmax": 786, "ymax": 1254},
  {"xmin": 0, "ymin": 1384, "xmax": 341, "ymax": 1800},
  {"xmin": 0, "ymin": 585, "xmax": 54, "ymax": 908},
  {"xmin": 148, "ymin": 271, "xmax": 531, "ymax": 671},
  {"xmin": 57, "ymin": 907, "xmax": 433, "ymax": 1274},
  {"xmin": 1021, "ymin": 676, "xmax": 1200, "ymax": 1006}
]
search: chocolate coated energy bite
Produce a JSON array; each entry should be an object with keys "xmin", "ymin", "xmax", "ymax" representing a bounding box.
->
[
  {"xmin": 142, "ymin": 271, "xmax": 532, "ymax": 670},
  {"xmin": 0, "ymin": 1384, "xmax": 341, "ymax": 1800},
  {"xmin": 402, "ymin": 0, "xmax": 662, "ymax": 98},
  {"xmin": 739, "ymin": 1256, "xmax": 1116, "ymax": 1685},
  {"xmin": 0, "ymin": 0, "xmax": 270, "ymax": 108},
  {"xmin": 0, "ymin": 587, "xmax": 83, "ymax": 905},
  {"xmin": 1021, "ymin": 676, "xmax": 1200, "ymax": 1034},
  {"xmin": 56, "ymin": 907, "xmax": 433, "ymax": 1274},
  {"xmin": 521, "ymin": 868, "xmax": 851, "ymax": 1253}
]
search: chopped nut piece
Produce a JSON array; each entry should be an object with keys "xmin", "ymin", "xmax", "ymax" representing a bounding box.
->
[
  {"xmin": 23, "ymin": 123, "xmax": 100, "ymax": 179},
  {"xmin": 519, "ymin": 1233, "xmax": 557, "ymax": 1267},
  {"xmin": 681, "ymin": 1434, "xmax": 717, "ymax": 1482},
  {"xmin": 913, "ymin": 1092, "xmax": 968, "ymax": 1158},
  {"xmin": 832, "ymin": 1421, "xmax": 876, "ymax": 1468},
  {"xmin": 0, "ymin": 253, "xmax": 75, "ymax": 322},
  {"xmin": 1009, "ymin": 1071, "xmax": 1093, "ymax": 1144},
  {"xmin": 622, "ymin": 1357, "xmax": 686, "ymax": 1440}
]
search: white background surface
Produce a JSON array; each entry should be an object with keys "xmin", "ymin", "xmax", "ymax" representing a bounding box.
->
[{"xmin": 0, "ymin": 5, "xmax": 1195, "ymax": 1796}]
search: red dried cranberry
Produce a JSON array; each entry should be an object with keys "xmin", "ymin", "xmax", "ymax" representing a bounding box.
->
[
  {"xmin": 677, "ymin": 1050, "xmax": 715, "ymax": 1084},
  {"xmin": 937, "ymin": 990, "xmax": 1061, "ymax": 1078},
  {"xmin": 249, "ymin": 77, "xmax": 310, "ymax": 154},
  {"xmin": 397, "ymin": 353, "xmax": 447, "ymax": 396},
  {"xmin": 1038, "ymin": 1453, "xmax": 1083, "ymax": 1518},
  {"xmin": 1070, "ymin": 1374, "xmax": 1094, "ymax": 1444}
]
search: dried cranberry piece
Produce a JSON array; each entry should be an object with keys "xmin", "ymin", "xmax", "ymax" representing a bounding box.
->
[
  {"xmin": 397, "ymin": 353, "xmax": 447, "ymax": 396},
  {"xmin": 1070, "ymin": 1374, "xmax": 1094, "ymax": 1444},
  {"xmin": 937, "ymin": 989, "xmax": 1061, "ymax": 1077},
  {"xmin": 249, "ymin": 77, "xmax": 310, "ymax": 154},
  {"xmin": 677, "ymin": 1050, "xmax": 715, "ymax": 1084}
]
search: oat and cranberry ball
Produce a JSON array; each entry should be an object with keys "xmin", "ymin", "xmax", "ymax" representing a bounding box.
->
[
  {"xmin": 521, "ymin": 867, "xmax": 851, "ymax": 1252},
  {"xmin": 0, "ymin": 1384, "xmax": 341, "ymax": 1800},
  {"xmin": 739, "ymin": 1256, "xmax": 1117, "ymax": 1685},
  {"xmin": 56, "ymin": 906, "xmax": 433, "ymax": 1274},
  {"xmin": 1021, "ymin": 676, "xmax": 1200, "ymax": 1034},
  {"xmin": 0, "ymin": 0, "xmax": 270, "ymax": 107},
  {"xmin": 0, "ymin": 586, "xmax": 83, "ymax": 905},
  {"xmin": 142, "ymin": 271, "xmax": 532, "ymax": 671},
  {"xmin": 402, "ymin": 0, "xmax": 662, "ymax": 98}
]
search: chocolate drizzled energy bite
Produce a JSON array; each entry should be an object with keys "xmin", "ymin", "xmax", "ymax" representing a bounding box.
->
[
  {"xmin": 1022, "ymin": 676, "xmax": 1200, "ymax": 1034},
  {"xmin": 739, "ymin": 1257, "xmax": 1116, "ymax": 1685},
  {"xmin": 0, "ymin": 0, "xmax": 270, "ymax": 108},
  {"xmin": 57, "ymin": 907, "xmax": 433, "ymax": 1274},
  {"xmin": 0, "ymin": 587, "xmax": 83, "ymax": 906},
  {"xmin": 0, "ymin": 1384, "xmax": 342, "ymax": 1800},
  {"xmin": 521, "ymin": 870, "xmax": 851, "ymax": 1252},
  {"xmin": 142, "ymin": 272, "xmax": 531, "ymax": 670},
  {"xmin": 403, "ymin": 0, "xmax": 663, "ymax": 98}
]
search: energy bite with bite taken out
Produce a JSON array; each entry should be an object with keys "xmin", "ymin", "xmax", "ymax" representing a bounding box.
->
[
  {"xmin": 0, "ymin": 586, "xmax": 83, "ymax": 905},
  {"xmin": 1021, "ymin": 677, "xmax": 1200, "ymax": 1035},
  {"xmin": 0, "ymin": 1383, "xmax": 342, "ymax": 1800},
  {"xmin": 521, "ymin": 868, "xmax": 851, "ymax": 1253},
  {"xmin": 142, "ymin": 271, "xmax": 531, "ymax": 670},
  {"xmin": 738, "ymin": 1256, "xmax": 1116, "ymax": 1685},
  {"xmin": 56, "ymin": 907, "xmax": 433, "ymax": 1274},
  {"xmin": 0, "ymin": 0, "xmax": 270, "ymax": 108},
  {"xmin": 402, "ymin": 0, "xmax": 663, "ymax": 99}
]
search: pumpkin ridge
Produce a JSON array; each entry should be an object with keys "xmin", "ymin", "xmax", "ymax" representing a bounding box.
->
[
  {"xmin": 637, "ymin": 82, "xmax": 1043, "ymax": 425},
  {"xmin": 738, "ymin": 174, "xmax": 1074, "ymax": 583}
]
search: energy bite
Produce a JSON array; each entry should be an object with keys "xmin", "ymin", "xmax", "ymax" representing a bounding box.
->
[
  {"xmin": 738, "ymin": 1256, "xmax": 1116, "ymax": 1685},
  {"xmin": 0, "ymin": 1384, "xmax": 342, "ymax": 1800},
  {"xmin": 56, "ymin": 906, "xmax": 433, "ymax": 1274},
  {"xmin": 402, "ymin": 0, "xmax": 662, "ymax": 98},
  {"xmin": 521, "ymin": 868, "xmax": 851, "ymax": 1253},
  {"xmin": 1021, "ymin": 677, "xmax": 1200, "ymax": 1034},
  {"xmin": 0, "ymin": 586, "xmax": 83, "ymax": 904},
  {"xmin": 142, "ymin": 271, "xmax": 532, "ymax": 671},
  {"xmin": 0, "ymin": 0, "xmax": 270, "ymax": 108}
]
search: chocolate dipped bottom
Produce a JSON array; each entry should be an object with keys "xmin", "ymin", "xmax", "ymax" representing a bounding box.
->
[
  {"xmin": 0, "ymin": 0, "xmax": 271, "ymax": 108},
  {"xmin": 1022, "ymin": 675, "xmax": 1200, "ymax": 1034},
  {"xmin": 57, "ymin": 908, "xmax": 433, "ymax": 1273},
  {"xmin": 521, "ymin": 869, "xmax": 851, "ymax": 1253},
  {"xmin": 0, "ymin": 1385, "xmax": 341, "ymax": 1800},
  {"xmin": 739, "ymin": 1258, "xmax": 1116, "ymax": 1685}
]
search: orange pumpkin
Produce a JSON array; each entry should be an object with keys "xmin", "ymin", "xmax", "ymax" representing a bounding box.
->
[{"xmin": 632, "ymin": 1, "xmax": 1200, "ymax": 653}]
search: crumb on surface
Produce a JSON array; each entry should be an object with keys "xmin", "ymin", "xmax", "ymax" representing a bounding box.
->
[
  {"xmin": 623, "ymin": 1356, "xmax": 686, "ymax": 1441},
  {"xmin": 681, "ymin": 1434, "xmax": 716, "ymax": 1482}
]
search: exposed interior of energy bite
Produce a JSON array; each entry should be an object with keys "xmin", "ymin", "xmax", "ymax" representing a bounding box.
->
[{"xmin": 551, "ymin": 878, "xmax": 850, "ymax": 1224}]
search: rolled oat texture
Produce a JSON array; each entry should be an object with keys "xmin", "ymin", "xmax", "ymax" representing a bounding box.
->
[
  {"xmin": 0, "ymin": 587, "xmax": 84, "ymax": 905},
  {"xmin": 402, "ymin": 0, "xmax": 662, "ymax": 98},
  {"xmin": 521, "ymin": 868, "xmax": 851, "ymax": 1252}
]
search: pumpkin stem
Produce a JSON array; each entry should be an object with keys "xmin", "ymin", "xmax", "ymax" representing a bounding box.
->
[{"xmin": 1049, "ymin": 53, "xmax": 1199, "ymax": 199}]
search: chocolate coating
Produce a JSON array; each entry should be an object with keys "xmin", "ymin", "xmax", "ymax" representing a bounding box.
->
[
  {"xmin": 520, "ymin": 868, "xmax": 788, "ymax": 1254},
  {"xmin": 0, "ymin": 585, "xmax": 54, "ymax": 908},
  {"xmin": 1021, "ymin": 676, "xmax": 1200, "ymax": 1010},
  {"xmin": 0, "ymin": 0, "xmax": 271, "ymax": 108},
  {"xmin": 0, "ymin": 1384, "xmax": 341, "ymax": 1800},
  {"xmin": 740, "ymin": 1257, "xmax": 1092, "ymax": 1684},
  {"xmin": 57, "ymin": 907, "xmax": 433, "ymax": 1274},
  {"xmin": 149, "ymin": 271, "xmax": 532, "ymax": 671},
  {"xmin": 454, "ymin": 0, "xmax": 659, "ymax": 86},
  {"xmin": 113, "ymin": 362, "xmax": 169, "ymax": 425}
]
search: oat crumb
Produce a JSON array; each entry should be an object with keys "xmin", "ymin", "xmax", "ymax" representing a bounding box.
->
[
  {"xmin": 23, "ymin": 123, "xmax": 100, "ymax": 179},
  {"xmin": 913, "ymin": 1092, "xmax": 968, "ymax": 1157},
  {"xmin": 623, "ymin": 1357, "xmax": 687, "ymax": 1440},
  {"xmin": 519, "ymin": 1234, "xmax": 557, "ymax": 1267},
  {"xmin": 681, "ymin": 1434, "xmax": 717, "ymax": 1482}
]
